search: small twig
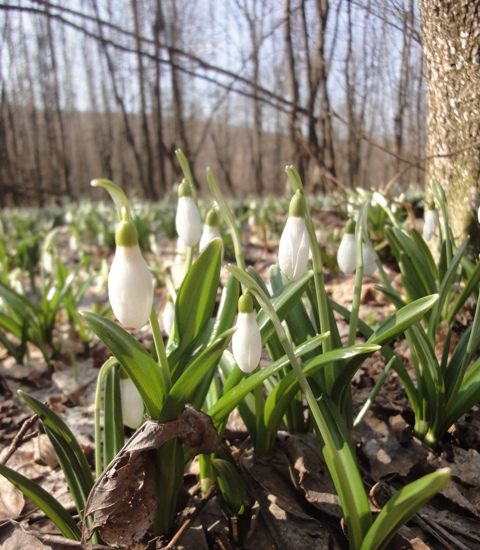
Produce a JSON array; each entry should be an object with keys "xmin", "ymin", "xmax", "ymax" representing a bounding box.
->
[
  {"xmin": 164, "ymin": 485, "xmax": 218, "ymax": 549},
  {"xmin": 0, "ymin": 414, "xmax": 38, "ymax": 465}
]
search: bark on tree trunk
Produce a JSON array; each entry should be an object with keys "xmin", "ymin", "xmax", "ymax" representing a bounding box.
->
[{"xmin": 419, "ymin": 0, "xmax": 480, "ymax": 253}]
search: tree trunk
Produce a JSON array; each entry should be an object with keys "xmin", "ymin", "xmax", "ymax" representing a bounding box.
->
[{"xmin": 419, "ymin": 0, "xmax": 480, "ymax": 252}]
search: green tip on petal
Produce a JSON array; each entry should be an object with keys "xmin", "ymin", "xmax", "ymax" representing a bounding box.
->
[
  {"xmin": 345, "ymin": 218, "xmax": 356, "ymax": 234},
  {"xmin": 238, "ymin": 291, "xmax": 254, "ymax": 314},
  {"xmin": 205, "ymin": 208, "xmax": 219, "ymax": 227},
  {"xmin": 178, "ymin": 179, "xmax": 192, "ymax": 198},
  {"xmin": 428, "ymin": 200, "xmax": 435, "ymax": 210},
  {"xmin": 288, "ymin": 190, "xmax": 307, "ymax": 218},
  {"xmin": 115, "ymin": 214, "xmax": 138, "ymax": 247}
]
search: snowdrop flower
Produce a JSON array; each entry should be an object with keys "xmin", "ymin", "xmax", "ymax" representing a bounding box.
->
[
  {"xmin": 338, "ymin": 219, "xmax": 377, "ymax": 276},
  {"xmin": 362, "ymin": 245, "xmax": 377, "ymax": 277},
  {"xmin": 423, "ymin": 201, "xmax": 438, "ymax": 242},
  {"xmin": 337, "ymin": 219, "xmax": 357, "ymax": 274},
  {"xmin": 477, "ymin": 205, "xmax": 480, "ymax": 224},
  {"xmin": 232, "ymin": 291, "xmax": 262, "ymax": 374},
  {"xmin": 108, "ymin": 208, "xmax": 153, "ymax": 329},
  {"xmin": 120, "ymin": 376, "xmax": 144, "ymax": 429},
  {"xmin": 175, "ymin": 179, "xmax": 201, "ymax": 247},
  {"xmin": 200, "ymin": 207, "xmax": 223, "ymax": 257},
  {"xmin": 278, "ymin": 191, "xmax": 310, "ymax": 280},
  {"xmin": 162, "ymin": 296, "xmax": 175, "ymax": 337}
]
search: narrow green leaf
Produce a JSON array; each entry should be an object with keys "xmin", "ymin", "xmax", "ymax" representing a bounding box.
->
[
  {"xmin": 19, "ymin": 391, "xmax": 94, "ymax": 499},
  {"xmin": 208, "ymin": 275, "xmax": 239, "ymax": 344},
  {"xmin": 103, "ymin": 367, "xmax": 124, "ymax": 468},
  {"xmin": 160, "ymin": 328, "xmax": 235, "ymax": 422},
  {"xmin": 81, "ymin": 312, "xmax": 164, "ymax": 419},
  {"xmin": 360, "ymin": 468, "xmax": 451, "ymax": 550},
  {"xmin": 0, "ymin": 463, "xmax": 81, "ymax": 540},
  {"xmin": 168, "ymin": 239, "xmax": 222, "ymax": 373},
  {"xmin": 212, "ymin": 458, "xmax": 250, "ymax": 517}
]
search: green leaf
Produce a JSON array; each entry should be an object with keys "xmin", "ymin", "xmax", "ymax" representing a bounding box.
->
[
  {"xmin": 103, "ymin": 367, "xmax": 125, "ymax": 468},
  {"xmin": 81, "ymin": 312, "xmax": 164, "ymax": 419},
  {"xmin": 160, "ymin": 328, "xmax": 235, "ymax": 422},
  {"xmin": 18, "ymin": 391, "xmax": 94, "ymax": 515},
  {"xmin": 212, "ymin": 458, "xmax": 250, "ymax": 517},
  {"xmin": 0, "ymin": 463, "xmax": 81, "ymax": 540},
  {"xmin": 208, "ymin": 274, "xmax": 239, "ymax": 344},
  {"xmin": 168, "ymin": 239, "xmax": 222, "ymax": 374},
  {"xmin": 360, "ymin": 468, "xmax": 451, "ymax": 550}
]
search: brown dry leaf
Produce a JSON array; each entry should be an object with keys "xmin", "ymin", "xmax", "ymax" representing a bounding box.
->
[
  {"xmin": 0, "ymin": 475, "xmax": 24, "ymax": 521},
  {"xmin": 82, "ymin": 405, "xmax": 221, "ymax": 548}
]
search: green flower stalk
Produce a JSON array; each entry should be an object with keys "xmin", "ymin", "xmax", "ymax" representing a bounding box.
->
[
  {"xmin": 108, "ymin": 208, "xmax": 153, "ymax": 329},
  {"xmin": 175, "ymin": 179, "xmax": 202, "ymax": 247},
  {"xmin": 278, "ymin": 191, "xmax": 310, "ymax": 280},
  {"xmin": 232, "ymin": 291, "xmax": 262, "ymax": 373}
]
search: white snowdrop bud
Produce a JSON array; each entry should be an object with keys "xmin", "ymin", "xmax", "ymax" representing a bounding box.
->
[
  {"xmin": 423, "ymin": 201, "xmax": 438, "ymax": 242},
  {"xmin": 175, "ymin": 180, "xmax": 202, "ymax": 247},
  {"xmin": 337, "ymin": 219, "xmax": 357, "ymax": 274},
  {"xmin": 362, "ymin": 245, "xmax": 377, "ymax": 277},
  {"xmin": 162, "ymin": 297, "xmax": 175, "ymax": 337},
  {"xmin": 108, "ymin": 210, "xmax": 153, "ymax": 329},
  {"xmin": 200, "ymin": 208, "xmax": 223, "ymax": 257},
  {"xmin": 232, "ymin": 291, "xmax": 262, "ymax": 374},
  {"xmin": 120, "ymin": 377, "xmax": 144, "ymax": 429},
  {"xmin": 278, "ymin": 191, "xmax": 310, "ymax": 280}
]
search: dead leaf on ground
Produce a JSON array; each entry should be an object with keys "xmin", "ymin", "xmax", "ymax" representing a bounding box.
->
[
  {"xmin": 0, "ymin": 475, "xmax": 25, "ymax": 521},
  {"xmin": 82, "ymin": 405, "xmax": 221, "ymax": 548}
]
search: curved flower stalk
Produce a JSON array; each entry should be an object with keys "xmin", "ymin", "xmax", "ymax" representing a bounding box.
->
[
  {"xmin": 120, "ymin": 376, "xmax": 144, "ymax": 429},
  {"xmin": 423, "ymin": 201, "xmax": 438, "ymax": 242},
  {"xmin": 108, "ymin": 208, "xmax": 153, "ymax": 329},
  {"xmin": 232, "ymin": 291, "xmax": 262, "ymax": 373},
  {"xmin": 278, "ymin": 190, "xmax": 310, "ymax": 280},
  {"xmin": 200, "ymin": 207, "xmax": 223, "ymax": 258},
  {"xmin": 175, "ymin": 179, "xmax": 202, "ymax": 248}
]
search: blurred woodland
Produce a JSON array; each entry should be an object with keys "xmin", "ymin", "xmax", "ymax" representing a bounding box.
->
[{"xmin": 0, "ymin": 0, "xmax": 474, "ymax": 207}]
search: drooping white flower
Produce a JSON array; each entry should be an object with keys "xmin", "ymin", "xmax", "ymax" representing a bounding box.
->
[
  {"xmin": 423, "ymin": 201, "xmax": 438, "ymax": 242},
  {"xmin": 337, "ymin": 220, "xmax": 357, "ymax": 274},
  {"xmin": 278, "ymin": 191, "xmax": 310, "ymax": 280},
  {"xmin": 108, "ymin": 211, "xmax": 153, "ymax": 329},
  {"xmin": 232, "ymin": 291, "xmax": 262, "ymax": 374},
  {"xmin": 199, "ymin": 207, "xmax": 223, "ymax": 257},
  {"xmin": 175, "ymin": 180, "xmax": 201, "ymax": 247},
  {"xmin": 120, "ymin": 377, "xmax": 144, "ymax": 429},
  {"xmin": 162, "ymin": 296, "xmax": 175, "ymax": 337},
  {"xmin": 362, "ymin": 245, "xmax": 377, "ymax": 277}
]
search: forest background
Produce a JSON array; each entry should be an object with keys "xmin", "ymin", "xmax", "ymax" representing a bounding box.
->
[{"xmin": 0, "ymin": 0, "xmax": 432, "ymax": 207}]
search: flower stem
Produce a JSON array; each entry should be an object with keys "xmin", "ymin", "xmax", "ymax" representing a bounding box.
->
[{"xmin": 150, "ymin": 305, "xmax": 171, "ymax": 395}]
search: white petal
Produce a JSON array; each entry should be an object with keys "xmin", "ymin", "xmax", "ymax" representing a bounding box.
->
[
  {"xmin": 162, "ymin": 299, "xmax": 175, "ymax": 336},
  {"xmin": 278, "ymin": 217, "xmax": 310, "ymax": 280},
  {"xmin": 199, "ymin": 226, "xmax": 223, "ymax": 256},
  {"xmin": 423, "ymin": 210, "xmax": 438, "ymax": 241},
  {"xmin": 108, "ymin": 245, "xmax": 153, "ymax": 329},
  {"xmin": 232, "ymin": 312, "xmax": 262, "ymax": 373},
  {"xmin": 362, "ymin": 246, "xmax": 377, "ymax": 276},
  {"xmin": 337, "ymin": 233, "xmax": 357, "ymax": 274},
  {"xmin": 176, "ymin": 197, "xmax": 202, "ymax": 247},
  {"xmin": 120, "ymin": 378, "xmax": 144, "ymax": 429}
]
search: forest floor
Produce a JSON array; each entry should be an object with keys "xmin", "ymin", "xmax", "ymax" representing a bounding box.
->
[{"xmin": 1, "ymin": 217, "xmax": 480, "ymax": 550}]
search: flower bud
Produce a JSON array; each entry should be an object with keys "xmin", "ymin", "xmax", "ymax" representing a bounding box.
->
[
  {"xmin": 232, "ymin": 291, "xmax": 262, "ymax": 374},
  {"xmin": 162, "ymin": 296, "xmax": 175, "ymax": 337},
  {"xmin": 337, "ymin": 219, "xmax": 357, "ymax": 274},
  {"xmin": 108, "ymin": 210, "xmax": 153, "ymax": 329},
  {"xmin": 200, "ymin": 207, "xmax": 223, "ymax": 256},
  {"xmin": 423, "ymin": 201, "xmax": 438, "ymax": 242},
  {"xmin": 120, "ymin": 377, "xmax": 144, "ymax": 429},
  {"xmin": 175, "ymin": 180, "xmax": 202, "ymax": 247},
  {"xmin": 278, "ymin": 191, "xmax": 310, "ymax": 280}
]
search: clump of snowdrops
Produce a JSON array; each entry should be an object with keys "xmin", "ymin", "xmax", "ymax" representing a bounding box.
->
[{"xmin": 0, "ymin": 155, "xmax": 455, "ymax": 550}]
